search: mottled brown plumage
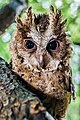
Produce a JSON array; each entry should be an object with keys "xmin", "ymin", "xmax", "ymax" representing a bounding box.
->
[{"xmin": 10, "ymin": 6, "xmax": 75, "ymax": 120}]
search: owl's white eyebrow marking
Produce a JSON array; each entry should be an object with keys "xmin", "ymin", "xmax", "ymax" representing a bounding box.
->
[
  {"xmin": 33, "ymin": 40, "xmax": 40, "ymax": 46},
  {"xmin": 33, "ymin": 40, "xmax": 46, "ymax": 50},
  {"xmin": 30, "ymin": 29, "xmax": 57, "ymax": 48},
  {"xmin": 52, "ymin": 35, "xmax": 58, "ymax": 39},
  {"xmin": 49, "ymin": 35, "xmax": 58, "ymax": 40}
]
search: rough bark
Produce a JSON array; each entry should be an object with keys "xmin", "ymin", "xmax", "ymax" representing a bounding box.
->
[{"xmin": 0, "ymin": 0, "xmax": 28, "ymax": 35}]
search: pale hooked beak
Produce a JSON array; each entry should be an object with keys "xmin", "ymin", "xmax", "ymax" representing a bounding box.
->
[
  {"xmin": 37, "ymin": 48, "xmax": 46, "ymax": 68},
  {"xmin": 37, "ymin": 54, "xmax": 44, "ymax": 68}
]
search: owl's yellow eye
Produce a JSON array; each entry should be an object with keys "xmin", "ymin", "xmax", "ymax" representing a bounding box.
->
[
  {"xmin": 46, "ymin": 41, "xmax": 59, "ymax": 51},
  {"xmin": 25, "ymin": 40, "xmax": 34, "ymax": 49}
]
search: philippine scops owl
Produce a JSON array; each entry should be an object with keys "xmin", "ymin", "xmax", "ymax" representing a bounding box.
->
[{"xmin": 10, "ymin": 6, "xmax": 75, "ymax": 120}]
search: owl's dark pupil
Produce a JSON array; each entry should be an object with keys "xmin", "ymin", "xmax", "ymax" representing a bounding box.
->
[
  {"xmin": 47, "ymin": 41, "xmax": 58, "ymax": 51},
  {"xmin": 26, "ymin": 40, "xmax": 34, "ymax": 49}
]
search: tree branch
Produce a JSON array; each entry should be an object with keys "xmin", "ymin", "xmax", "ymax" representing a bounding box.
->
[{"xmin": 0, "ymin": 0, "xmax": 28, "ymax": 35}]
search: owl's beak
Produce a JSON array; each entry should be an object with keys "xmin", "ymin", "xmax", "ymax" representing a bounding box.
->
[
  {"xmin": 39, "ymin": 55, "xmax": 44, "ymax": 67},
  {"xmin": 37, "ymin": 55, "xmax": 45, "ymax": 68}
]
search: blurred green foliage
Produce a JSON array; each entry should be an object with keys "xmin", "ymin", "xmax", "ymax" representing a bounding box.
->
[
  {"xmin": 0, "ymin": 36, "xmax": 10, "ymax": 62},
  {"xmin": 0, "ymin": 0, "xmax": 9, "ymax": 8},
  {"xmin": 0, "ymin": 0, "xmax": 80, "ymax": 120}
]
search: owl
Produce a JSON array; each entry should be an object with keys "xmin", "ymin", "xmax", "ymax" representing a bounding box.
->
[{"xmin": 10, "ymin": 6, "xmax": 75, "ymax": 120}]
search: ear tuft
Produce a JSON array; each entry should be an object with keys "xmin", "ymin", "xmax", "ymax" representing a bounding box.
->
[
  {"xmin": 15, "ymin": 15, "xmax": 23, "ymax": 30},
  {"xmin": 27, "ymin": 7, "xmax": 33, "ymax": 17},
  {"xmin": 49, "ymin": 6, "xmax": 67, "ymax": 37},
  {"xmin": 61, "ymin": 19, "xmax": 67, "ymax": 26},
  {"xmin": 50, "ymin": 5, "xmax": 54, "ymax": 12},
  {"xmin": 25, "ymin": 6, "xmax": 34, "ymax": 28},
  {"xmin": 28, "ymin": 6, "xmax": 32, "ymax": 13}
]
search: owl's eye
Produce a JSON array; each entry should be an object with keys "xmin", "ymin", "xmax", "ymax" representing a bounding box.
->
[
  {"xmin": 25, "ymin": 40, "xmax": 34, "ymax": 49},
  {"xmin": 46, "ymin": 41, "xmax": 59, "ymax": 51}
]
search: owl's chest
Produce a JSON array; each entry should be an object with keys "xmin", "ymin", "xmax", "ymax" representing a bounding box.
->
[{"xmin": 18, "ymin": 68, "xmax": 69, "ymax": 99}]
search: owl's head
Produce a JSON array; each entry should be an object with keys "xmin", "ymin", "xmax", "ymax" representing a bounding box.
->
[{"xmin": 10, "ymin": 6, "xmax": 71, "ymax": 98}]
